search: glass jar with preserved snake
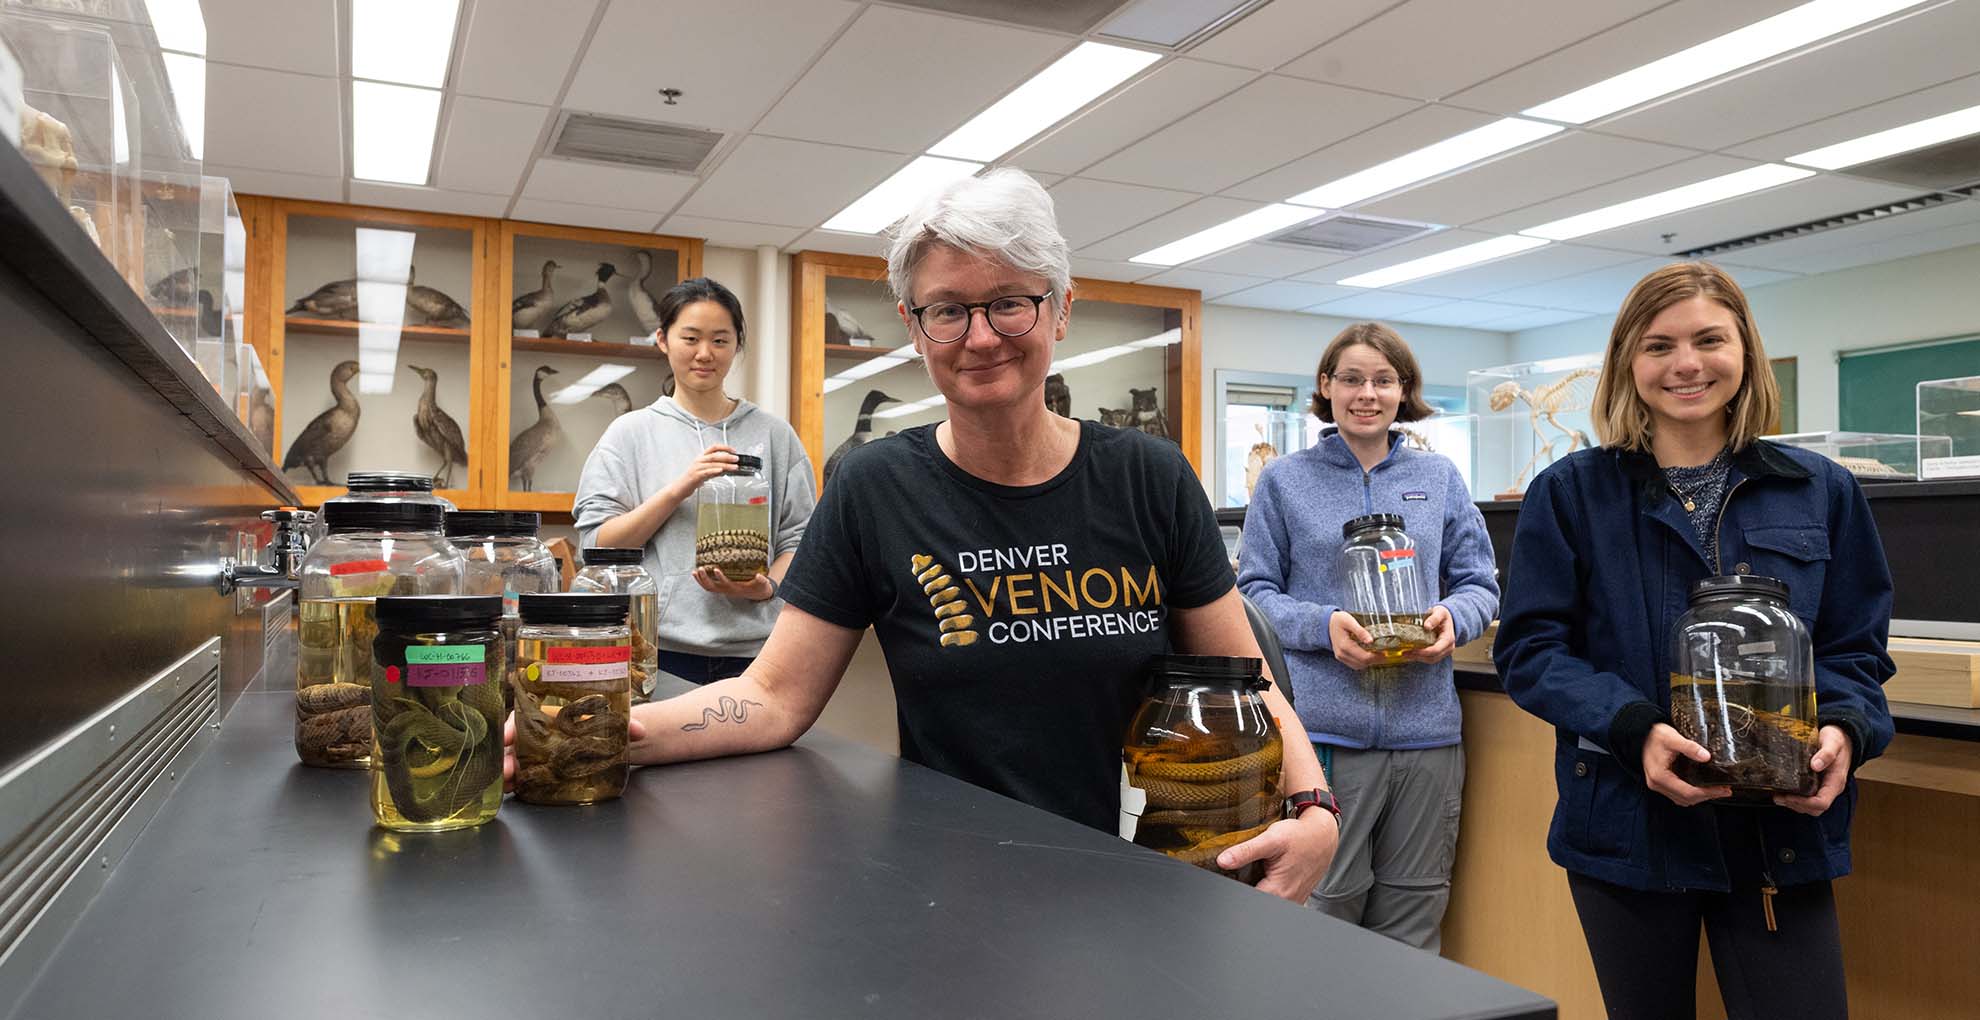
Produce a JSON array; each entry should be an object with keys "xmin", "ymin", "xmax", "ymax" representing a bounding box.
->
[
  {"xmin": 370, "ymin": 595, "xmax": 505, "ymax": 832},
  {"xmin": 571, "ymin": 547, "xmax": 660, "ymax": 705},
  {"xmin": 1669, "ymin": 575, "xmax": 1819, "ymax": 799},
  {"xmin": 513, "ymin": 593, "xmax": 633, "ymax": 805}
]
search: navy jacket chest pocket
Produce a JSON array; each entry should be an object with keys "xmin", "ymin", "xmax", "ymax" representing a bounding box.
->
[{"xmin": 1739, "ymin": 524, "xmax": 1829, "ymax": 623}]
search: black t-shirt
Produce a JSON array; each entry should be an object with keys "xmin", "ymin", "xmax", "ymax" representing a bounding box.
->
[{"xmin": 780, "ymin": 420, "xmax": 1234, "ymax": 832}]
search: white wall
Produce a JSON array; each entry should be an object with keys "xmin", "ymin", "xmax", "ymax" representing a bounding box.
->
[{"xmin": 1508, "ymin": 242, "xmax": 1980, "ymax": 432}]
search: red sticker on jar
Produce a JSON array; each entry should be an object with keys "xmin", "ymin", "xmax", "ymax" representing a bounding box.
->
[
  {"xmin": 1378, "ymin": 549, "xmax": 1415, "ymax": 560},
  {"xmin": 329, "ymin": 559, "xmax": 390, "ymax": 576},
  {"xmin": 538, "ymin": 644, "xmax": 631, "ymax": 682},
  {"xmin": 747, "ymin": 497, "xmax": 768, "ymax": 505},
  {"xmin": 547, "ymin": 646, "xmax": 631, "ymax": 665}
]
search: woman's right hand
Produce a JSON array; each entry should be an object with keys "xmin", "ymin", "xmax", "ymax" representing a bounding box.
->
[
  {"xmin": 1641, "ymin": 722, "xmax": 1732, "ymax": 806},
  {"xmin": 669, "ymin": 444, "xmax": 739, "ymax": 499},
  {"xmin": 1328, "ymin": 611, "xmax": 1384, "ymax": 670}
]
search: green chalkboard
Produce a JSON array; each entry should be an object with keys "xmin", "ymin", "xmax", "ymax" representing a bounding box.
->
[{"xmin": 1838, "ymin": 336, "xmax": 1980, "ymax": 434}]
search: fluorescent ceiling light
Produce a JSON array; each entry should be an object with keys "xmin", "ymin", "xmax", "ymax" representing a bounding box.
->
[
  {"xmin": 823, "ymin": 156, "xmax": 984, "ymax": 234},
  {"xmin": 823, "ymin": 348, "xmax": 920, "ymax": 393},
  {"xmin": 1524, "ymin": 0, "xmax": 1926, "ymax": 124},
  {"xmin": 141, "ymin": 0, "xmax": 206, "ymax": 56},
  {"xmin": 873, "ymin": 395, "xmax": 946, "ymax": 420},
  {"xmin": 352, "ymin": 0, "xmax": 460, "ymax": 89},
  {"xmin": 551, "ymin": 364, "xmax": 638, "ymax": 405},
  {"xmin": 1286, "ymin": 118, "xmax": 1563, "ymax": 209},
  {"xmin": 929, "ymin": 42, "xmax": 1159, "ymax": 162},
  {"xmin": 1787, "ymin": 102, "xmax": 1980, "ymax": 169},
  {"xmin": 1521, "ymin": 164, "xmax": 1814, "ymax": 241},
  {"xmin": 1051, "ymin": 328, "xmax": 1182, "ymax": 372},
  {"xmin": 352, "ymin": 81, "xmax": 443, "ymax": 185},
  {"xmin": 160, "ymin": 52, "xmax": 205, "ymax": 160},
  {"xmin": 1129, "ymin": 204, "xmax": 1319, "ymax": 266},
  {"xmin": 1339, "ymin": 235, "xmax": 1550, "ymax": 288}
]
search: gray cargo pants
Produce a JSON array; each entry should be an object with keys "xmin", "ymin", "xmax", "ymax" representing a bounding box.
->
[{"xmin": 1308, "ymin": 743, "xmax": 1466, "ymax": 952}]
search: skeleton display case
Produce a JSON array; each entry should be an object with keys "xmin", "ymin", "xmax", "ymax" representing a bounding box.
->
[
  {"xmin": 190, "ymin": 175, "xmax": 242, "ymax": 403},
  {"xmin": 1765, "ymin": 431, "xmax": 1949, "ymax": 481},
  {"xmin": 1223, "ymin": 408, "xmax": 1321, "ymax": 508},
  {"xmin": 1467, "ymin": 353, "xmax": 1602, "ymax": 501},
  {"xmin": 1917, "ymin": 376, "xmax": 1980, "ymax": 480},
  {"xmin": 1400, "ymin": 412, "xmax": 1477, "ymax": 497}
]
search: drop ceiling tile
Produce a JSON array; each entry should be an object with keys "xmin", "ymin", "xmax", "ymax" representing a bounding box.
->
[
  {"xmin": 1070, "ymin": 257, "xmax": 1164, "ymax": 283},
  {"xmin": 1010, "ymin": 59, "xmax": 1258, "ymax": 176},
  {"xmin": 1358, "ymin": 131, "xmax": 1698, "ymax": 228},
  {"xmin": 347, "ymin": 183, "xmax": 511, "ymax": 218},
  {"xmin": 1727, "ymin": 70, "xmax": 1980, "ymax": 164},
  {"xmin": 1049, "ymin": 179, "xmax": 1200, "ymax": 248},
  {"xmin": 510, "ymin": 198, "xmax": 661, "ymax": 233},
  {"xmin": 204, "ymin": 65, "xmax": 343, "ymax": 177},
  {"xmin": 1488, "ymin": 257, "xmax": 1671, "ymax": 315},
  {"xmin": 206, "ymin": 164, "xmax": 344, "ymax": 203},
  {"xmin": 1473, "ymin": 307, "xmax": 1598, "ymax": 332},
  {"xmin": 1470, "ymin": 154, "xmax": 1757, "ymax": 235},
  {"xmin": 1187, "ymin": 242, "xmax": 1344, "ymax": 278},
  {"xmin": 1701, "ymin": 199, "xmax": 1980, "ymax": 272},
  {"xmin": 1712, "ymin": 264, "xmax": 1800, "ymax": 290},
  {"xmin": 436, "ymin": 98, "xmax": 548, "ymax": 196},
  {"xmin": 455, "ymin": 0, "xmax": 597, "ymax": 104},
  {"xmin": 1078, "ymin": 196, "xmax": 1267, "ymax": 261},
  {"xmin": 1188, "ymin": 0, "xmax": 1393, "ymax": 70},
  {"xmin": 757, "ymin": 6, "xmax": 1067, "ymax": 154},
  {"xmin": 1307, "ymin": 291, "xmax": 1453, "ymax": 319},
  {"xmin": 677, "ymin": 136, "xmax": 909, "ymax": 227},
  {"xmin": 1212, "ymin": 280, "xmax": 1360, "ymax": 311},
  {"xmin": 1396, "ymin": 244, "xmax": 1638, "ymax": 300},
  {"xmin": 1290, "ymin": 227, "xmax": 1491, "ymax": 284},
  {"xmin": 1599, "ymin": 1, "xmax": 1980, "ymax": 152},
  {"xmin": 1084, "ymin": 75, "xmax": 1419, "ymax": 194},
  {"xmin": 1135, "ymin": 267, "xmax": 1272, "ymax": 299},
  {"xmin": 522, "ymin": 160, "xmax": 699, "ymax": 213},
  {"xmin": 657, "ymin": 216, "xmax": 806, "ymax": 250},
  {"xmin": 1741, "ymin": 219, "xmax": 1980, "ymax": 276},
  {"xmin": 1279, "ymin": 0, "xmax": 1665, "ymax": 101},
  {"xmin": 203, "ymin": 1, "xmax": 338, "ymax": 75},
  {"xmin": 565, "ymin": 0, "xmax": 859, "ymax": 132},
  {"xmin": 1394, "ymin": 299, "xmax": 1548, "ymax": 328},
  {"xmin": 1446, "ymin": 0, "xmax": 1805, "ymax": 116},
  {"xmin": 791, "ymin": 229, "xmax": 891, "ymax": 259},
  {"xmin": 1222, "ymin": 104, "xmax": 1496, "ymax": 205},
  {"xmin": 1563, "ymin": 175, "xmax": 1926, "ymax": 256}
]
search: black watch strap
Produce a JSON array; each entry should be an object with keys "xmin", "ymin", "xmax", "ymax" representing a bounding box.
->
[{"xmin": 1284, "ymin": 788, "xmax": 1341, "ymax": 823}]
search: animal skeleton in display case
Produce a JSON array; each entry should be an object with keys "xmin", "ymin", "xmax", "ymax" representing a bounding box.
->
[
  {"xmin": 1243, "ymin": 424, "xmax": 1277, "ymax": 501},
  {"xmin": 1488, "ymin": 367, "xmax": 1597, "ymax": 498}
]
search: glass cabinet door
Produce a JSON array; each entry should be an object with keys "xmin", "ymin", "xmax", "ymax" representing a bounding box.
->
[
  {"xmin": 276, "ymin": 208, "xmax": 482, "ymax": 505},
  {"xmin": 498, "ymin": 223, "xmax": 700, "ymax": 510},
  {"xmin": 818, "ymin": 270, "xmax": 914, "ymax": 491}
]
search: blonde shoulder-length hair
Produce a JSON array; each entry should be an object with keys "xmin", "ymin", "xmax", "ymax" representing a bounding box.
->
[{"xmin": 1592, "ymin": 261, "xmax": 1780, "ymax": 453}]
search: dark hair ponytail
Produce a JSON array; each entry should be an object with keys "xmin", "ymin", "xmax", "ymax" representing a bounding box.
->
[{"xmin": 656, "ymin": 276, "xmax": 747, "ymax": 351}]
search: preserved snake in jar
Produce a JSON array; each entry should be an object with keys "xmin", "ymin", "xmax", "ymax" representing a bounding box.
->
[
  {"xmin": 513, "ymin": 593, "xmax": 633, "ymax": 805},
  {"xmin": 1669, "ymin": 575, "xmax": 1819, "ymax": 799},
  {"xmin": 370, "ymin": 595, "xmax": 505, "ymax": 832},
  {"xmin": 695, "ymin": 453, "xmax": 771, "ymax": 582}
]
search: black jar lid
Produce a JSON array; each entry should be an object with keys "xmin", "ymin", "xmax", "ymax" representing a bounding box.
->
[
  {"xmin": 1343, "ymin": 512, "xmax": 1405, "ymax": 540},
  {"xmin": 1150, "ymin": 654, "xmax": 1267, "ymax": 690},
  {"xmin": 1689, "ymin": 574, "xmax": 1790, "ymax": 604},
  {"xmin": 583, "ymin": 547, "xmax": 645, "ymax": 566},
  {"xmin": 444, "ymin": 510, "xmax": 542, "ymax": 537},
  {"xmin": 519, "ymin": 592, "xmax": 630, "ymax": 626},
  {"xmin": 344, "ymin": 471, "xmax": 434, "ymax": 493},
  {"xmin": 375, "ymin": 595, "xmax": 502, "ymax": 630},
  {"xmin": 731, "ymin": 454, "xmax": 763, "ymax": 473},
  {"xmin": 323, "ymin": 500, "xmax": 445, "ymax": 533}
]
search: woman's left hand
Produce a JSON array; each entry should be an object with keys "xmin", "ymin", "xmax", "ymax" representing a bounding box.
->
[
  {"xmin": 691, "ymin": 565, "xmax": 776, "ymax": 602},
  {"xmin": 1404, "ymin": 605, "xmax": 1457, "ymax": 663},
  {"xmin": 1775, "ymin": 724, "xmax": 1853, "ymax": 816},
  {"xmin": 1215, "ymin": 811, "xmax": 1339, "ymax": 904}
]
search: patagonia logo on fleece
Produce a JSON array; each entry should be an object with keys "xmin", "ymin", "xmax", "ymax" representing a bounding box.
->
[{"xmin": 1402, "ymin": 490, "xmax": 1428, "ymax": 501}]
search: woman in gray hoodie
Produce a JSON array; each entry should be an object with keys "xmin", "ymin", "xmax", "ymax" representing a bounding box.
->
[{"xmin": 573, "ymin": 278, "xmax": 816, "ymax": 685}]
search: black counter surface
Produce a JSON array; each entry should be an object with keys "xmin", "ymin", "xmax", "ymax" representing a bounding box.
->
[{"xmin": 9, "ymin": 678, "xmax": 1553, "ymax": 1020}]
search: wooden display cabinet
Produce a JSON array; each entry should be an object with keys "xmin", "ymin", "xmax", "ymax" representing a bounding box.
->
[{"xmin": 790, "ymin": 250, "xmax": 1202, "ymax": 493}]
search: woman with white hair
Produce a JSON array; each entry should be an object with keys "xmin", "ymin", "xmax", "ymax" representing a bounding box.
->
[{"xmin": 510, "ymin": 169, "xmax": 1340, "ymax": 901}]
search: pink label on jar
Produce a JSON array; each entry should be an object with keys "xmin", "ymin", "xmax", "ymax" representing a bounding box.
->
[
  {"xmin": 539, "ymin": 661, "xmax": 630, "ymax": 683},
  {"xmin": 407, "ymin": 662, "xmax": 484, "ymax": 687}
]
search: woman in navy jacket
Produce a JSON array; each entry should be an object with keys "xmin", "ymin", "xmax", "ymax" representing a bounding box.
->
[{"xmin": 1493, "ymin": 262, "xmax": 1893, "ymax": 1020}]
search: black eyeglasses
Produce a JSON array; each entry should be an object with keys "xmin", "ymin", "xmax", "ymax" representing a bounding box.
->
[{"xmin": 907, "ymin": 291, "xmax": 1052, "ymax": 344}]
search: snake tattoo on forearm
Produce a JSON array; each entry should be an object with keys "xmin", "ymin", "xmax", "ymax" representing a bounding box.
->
[{"xmin": 681, "ymin": 696, "xmax": 764, "ymax": 732}]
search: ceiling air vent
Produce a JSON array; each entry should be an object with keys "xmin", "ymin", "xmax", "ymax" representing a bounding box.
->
[
  {"xmin": 1268, "ymin": 213, "xmax": 1443, "ymax": 255},
  {"xmin": 1675, "ymin": 192, "xmax": 1965, "ymax": 259},
  {"xmin": 882, "ymin": 0, "xmax": 1122, "ymax": 33},
  {"xmin": 1840, "ymin": 134, "xmax": 1980, "ymax": 192},
  {"xmin": 547, "ymin": 111, "xmax": 723, "ymax": 174}
]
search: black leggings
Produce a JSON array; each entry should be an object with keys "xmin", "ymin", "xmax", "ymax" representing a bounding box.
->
[{"xmin": 1567, "ymin": 815, "xmax": 1846, "ymax": 1020}]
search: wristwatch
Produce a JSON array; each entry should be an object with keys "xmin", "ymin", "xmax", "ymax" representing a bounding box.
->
[{"xmin": 1284, "ymin": 788, "xmax": 1342, "ymax": 824}]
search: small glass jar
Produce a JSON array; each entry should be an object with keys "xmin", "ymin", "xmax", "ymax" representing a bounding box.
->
[
  {"xmin": 446, "ymin": 510, "xmax": 560, "ymax": 709},
  {"xmin": 309, "ymin": 470, "xmax": 456, "ymax": 544},
  {"xmin": 295, "ymin": 501, "xmax": 461, "ymax": 769},
  {"xmin": 572, "ymin": 548, "xmax": 660, "ymax": 704},
  {"xmin": 1670, "ymin": 575, "xmax": 1819, "ymax": 799},
  {"xmin": 370, "ymin": 595, "xmax": 505, "ymax": 832},
  {"xmin": 1337, "ymin": 513, "xmax": 1433, "ymax": 664},
  {"xmin": 513, "ymin": 593, "xmax": 633, "ymax": 805},
  {"xmin": 695, "ymin": 453, "xmax": 770, "ymax": 582},
  {"xmin": 1122, "ymin": 655, "xmax": 1283, "ymax": 885}
]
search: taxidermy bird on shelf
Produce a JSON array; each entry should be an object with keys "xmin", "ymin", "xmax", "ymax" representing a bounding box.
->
[
  {"xmin": 823, "ymin": 389, "xmax": 898, "ymax": 486},
  {"xmin": 512, "ymin": 259, "xmax": 560, "ymax": 331},
  {"xmin": 249, "ymin": 386, "xmax": 275, "ymax": 452},
  {"xmin": 286, "ymin": 278, "xmax": 359, "ymax": 320},
  {"xmin": 404, "ymin": 266, "xmax": 471, "ymax": 328},
  {"xmin": 282, "ymin": 360, "xmax": 361, "ymax": 486},
  {"xmin": 406, "ymin": 364, "xmax": 468, "ymax": 488},
  {"xmin": 594, "ymin": 382, "xmax": 635, "ymax": 417},
  {"xmin": 629, "ymin": 251, "xmax": 661, "ymax": 336},
  {"xmin": 148, "ymin": 266, "xmax": 197, "ymax": 307},
  {"xmin": 1044, "ymin": 373, "xmax": 1070, "ymax": 417},
  {"xmin": 509, "ymin": 365, "xmax": 562, "ymax": 491},
  {"xmin": 546, "ymin": 263, "xmax": 618, "ymax": 338},
  {"xmin": 824, "ymin": 303, "xmax": 875, "ymax": 344},
  {"xmin": 1128, "ymin": 387, "xmax": 1170, "ymax": 439},
  {"xmin": 197, "ymin": 290, "xmax": 222, "ymax": 337}
]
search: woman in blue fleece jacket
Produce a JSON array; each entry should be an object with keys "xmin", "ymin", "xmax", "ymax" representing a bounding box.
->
[
  {"xmin": 1239, "ymin": 322, "xmax": 1499, "ymax": 950},
  {"xmin": 1493, "ymin": 262, "xmax": 1893, "ymax": 1020}
]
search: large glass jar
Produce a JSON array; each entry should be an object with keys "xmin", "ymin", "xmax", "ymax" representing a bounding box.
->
[
  {"xmin": 446, "ymin": 510, "xmax": 560, "ymax": 708},
  {"xmin": 309, "ymin": 470, "xmax": 456, "ymax": 544},
  {"xmin": 370, "ymin": 595, "xmax": 505, "ymax": 832},
  {"xmin": 295, "ymin": 501, "xmax": 461, "ymax": 768},
  {"xmin": 1670, "ymin": 575, "xmax": 1818, "ymax": 799},
  {"xmin": 572, "ymin": 548, "xmax": 660, "ymax": 704},
  {"xmin": 1122, "ymin": 655, "xmax": 1283, "ymax": 885},
  {"xmin": 696, "ymin": 454, "xmax": 770, "ymax": 581},
  {"xmin": 1337, "ymin": 513, "xmax": 1433, "ymax": 663},
  {"xmin": 513, "ymin": 594, "xmax": 633, "ymax": 806}
]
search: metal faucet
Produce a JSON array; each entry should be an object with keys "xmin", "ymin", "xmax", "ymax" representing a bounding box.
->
[{"xmin": 217, "ymin": 508, "xmax": 316, "ymax": 595}]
